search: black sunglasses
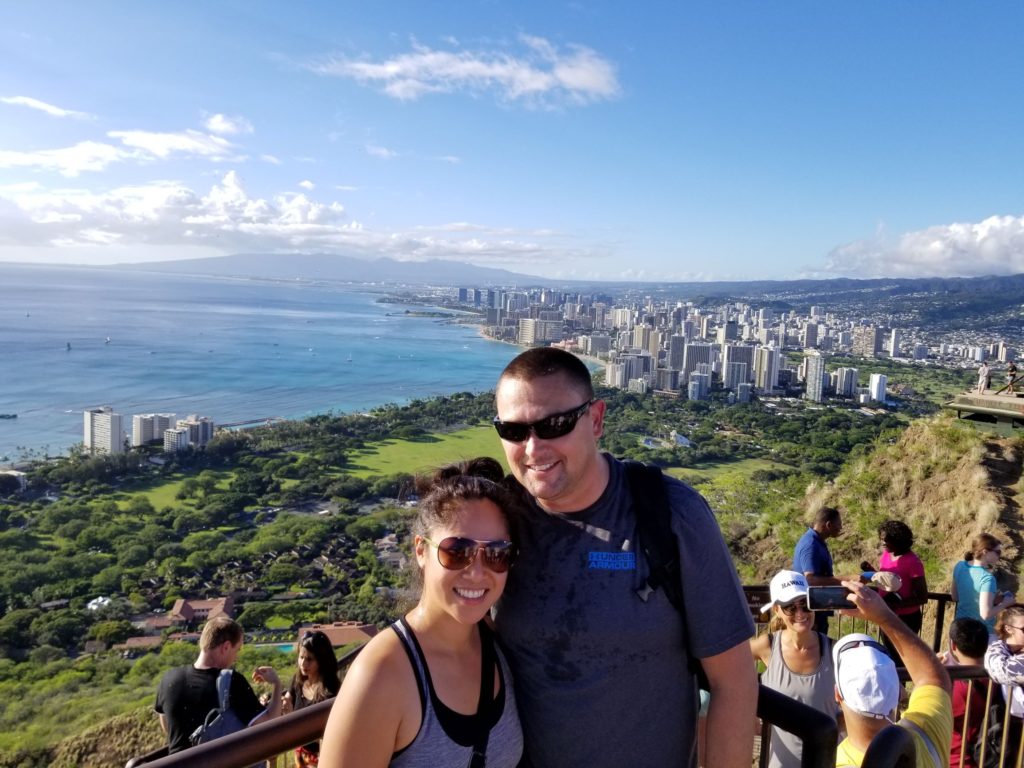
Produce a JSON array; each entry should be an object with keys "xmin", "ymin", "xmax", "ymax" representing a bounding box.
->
[
  {"xmin": 780, "ymin": 601, "xmax": 811, "ymax": 616},
  {"xmin": 493, "ymin": 399, "xmax": 596, "ymax": 443},
  {"xmin": 422, "ymin": 536, "xmax": 517, "ymax": 573}
]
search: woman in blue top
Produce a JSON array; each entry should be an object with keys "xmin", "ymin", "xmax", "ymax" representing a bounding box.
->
[{"xmin": 951, "ymin": 533, "xmax": 1014, "ymax": 633}]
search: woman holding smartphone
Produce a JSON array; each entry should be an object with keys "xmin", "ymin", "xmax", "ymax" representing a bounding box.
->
[
  {"xmin": 319, "ymin": 458, "xmax": 523, "ymax": 768},
  {"xmin": 750, "ymin": 570, "xmax": 838, "ymax": 768}
]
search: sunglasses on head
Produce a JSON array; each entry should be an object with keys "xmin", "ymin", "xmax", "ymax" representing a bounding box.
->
[
  {"xmin": 422, "ymin": 536, "xmax": 517, "ymax": 573},
  {"xmin": 493, "ymin": 399, "xmax": 595, "ymax": 443}
]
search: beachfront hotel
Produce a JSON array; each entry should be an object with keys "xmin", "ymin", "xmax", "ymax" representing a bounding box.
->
[{"xmin": 83, "ymin": 406, "xmax": 124, "ymax": 455}]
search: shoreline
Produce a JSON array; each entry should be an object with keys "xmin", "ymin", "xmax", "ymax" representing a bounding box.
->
[{"xmin": 473, "ymin": 325, "xmax": 607, "ymax": 372}]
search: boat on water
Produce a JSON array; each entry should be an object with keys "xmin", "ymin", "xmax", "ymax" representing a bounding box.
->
[
  {"xmin": 0, "ymin": 414, "xmax": 16, "ymax": 419},
  {"xmin": 346, "ymin": 354, "xmax": 353, "ymax": 363},
  {"xmin": 105, "ymin": 337, "xmax": 111, "ymax": 344},
  {"xmin": 66, "ymin": 341, "xmax": 71, "ymax": 351}
]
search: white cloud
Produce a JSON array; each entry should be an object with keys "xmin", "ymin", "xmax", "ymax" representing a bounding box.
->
[
  {"xmin": 0, "ymin": 95, "xmax": 94, "ymax": 120},
  {"xmin": 365, "ymin": 144, "xmax": 397, "ymax": 159},
  {"xmin": 0, "ymin": 141, "xmax": 130, "ymax": 177},
  {"xmin": 826, "ymin": 213, "xmax": 1024, "ymax": 278},
  {"xmin": 108, "ymin": 129, "xmax": 241, "ymax": 160},
  {"xmin": 438, "ymin": 155, "xmax": 461, "ymax": 164},
  {"xmin": 307, "ymin": 34, "xmax": 620, "ymax": 107},
  {"xmin": 0, "ymin": 172, "xmax": 604, "ymax": 268},
  {"xmin": 298, "ymin": 180, "xmax": 315, "ymax": 190},
  {"xmin": 203, "ymin": 113, "xmax": 254, "ymax": 135},
  {"xmin": 261, "ymin": 154, "xmax": 282, "ymax": 165},
  {"xmin": 334, "ymin": 185, "xmax": 358, "ymax": 192}
]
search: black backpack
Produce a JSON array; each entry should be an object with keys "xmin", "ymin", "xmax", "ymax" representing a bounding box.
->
[{"xmin": 972, "ymin": 687, "xmax": 1007, "ymax": 768}]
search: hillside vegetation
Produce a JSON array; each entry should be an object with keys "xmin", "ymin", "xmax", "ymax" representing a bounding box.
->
[{"xmin": 732, "ymin": 415, "xmax": 1023, "ymax": 593}]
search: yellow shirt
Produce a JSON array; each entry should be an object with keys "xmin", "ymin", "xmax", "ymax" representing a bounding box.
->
[{"xmin": 835, "ymin": 685, "xmax": 953, "ymax": 768}]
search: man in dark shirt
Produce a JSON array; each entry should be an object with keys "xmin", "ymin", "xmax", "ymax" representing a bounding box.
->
[{"xmin": 155, "ymin": 616, "xmax": 282, "ymax": 753}]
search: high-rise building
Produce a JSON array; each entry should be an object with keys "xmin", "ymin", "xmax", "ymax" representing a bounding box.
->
[
  {"xmin": 802, "ymin": 323, "xmax": 818, "ymax": 350},
  {"xmin": 84, "ymin": 406, "xmax": 124, "ymax": 455},
  {"xmin": 869, "ymin": 373, "xmax": 888, "ymax": 403},
  {"xmin": 132, "ymin": 413, "xmax": 176, "ymax": 447},
  {"xmin": 723, "ymin": 361, "xmax": 749, "ymax": 391},
  {"xmin": 754, "ymin": 347, "xmax": 780, "ymax": 391},
  {"xmin": 605, "ymin": 362, "xmax": 626, "ymax": 389},
  {"xmin": 653, "ymin": 367, "xmax": 679, "ymax": 391},
  {"xmin": 852, "ymin": 326, "xmax": 882, "ymax": 358},
  {"xmin": 689, "ymin": 372, "xmax": 711, "ymax": 400},
  {"xmin": 682, "ymin": 343, "xmax": 715, "ymax": 383},
  {"xmin": 889, "ymin": 329, "xmax": 902, "ymax": 358},
  {"xmin": 668, "ymin": 335, "xmax": 686, "ymax": 371},
  {"xmin": 163, "ymin": 427, "xmax": 191, "ymax": 453},
  {"xmin": 913, "ymin": 344, "xmax": 929, "ymax": 360},
  {"xmin": 177, "ymin": 415, "xmax": 215, "ymax": 447},
  {"xmin": 722, "ymin": 344, "xmax": 756, "ymax": 383},
  {"xmin": 833, "ymin": 367, "xmax": 859, "ymax": 397},
  {"xmin": 804, "ymin": 351, "xmax": 826, "ymax": 403},
  {"xmin": 736, "ymin": 382, "xmax": 753, "ymax": 403}
]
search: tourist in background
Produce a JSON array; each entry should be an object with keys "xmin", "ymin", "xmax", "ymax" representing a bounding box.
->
[
  {"xmin": 282, "ymin": 630, "xmax": 340, "ymax": 767},
  {"xmin": 749, "ymin": 570, "xmax": 837, "ymax": 768},
  {"xmin": 792, "ymin": 506, "xmax": 844, "ymax": 634},
  {"xmin": 1007, "ymin": 361, "xmax": 1019, "ymax": 395},
  {"xmin": 977, "ymin": 362, "xmax": 990, "ymax": 394},
  {"xmin": 952, "ymin": 533, "xmax": 1014, "ymax": 633},
  {"xmin": 861, "ymin": 520, "xmax": 928, "ymax": 663},
  {"xmin": 319, "ymin": 458, "xmax": 523, "ymax": 768},
  {"xmin": 942, "ymin": 618, "xmax": 992, "ymax": 768},
  {"xmin": 983, "ymin": 604, "xmax": 1024, "ymax": 756}
]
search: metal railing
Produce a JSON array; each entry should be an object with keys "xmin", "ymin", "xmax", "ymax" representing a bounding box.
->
[{"xmin": 125, "ymin": 590, "xmax": 1016, "ymax": 768}]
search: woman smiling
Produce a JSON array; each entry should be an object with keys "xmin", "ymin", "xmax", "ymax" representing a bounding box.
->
[{"xmin": 319, "ymin": 458, "xmax": 523, "ymax": 768}]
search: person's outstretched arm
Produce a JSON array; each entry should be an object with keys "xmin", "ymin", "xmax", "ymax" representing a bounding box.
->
[
  {"xmin": 702, "ymin": 640, "xmax": 758, "ymax": 768},
  {"xmin": 840, "ymin": 580, "xmax": 951, "ymax": 694}
]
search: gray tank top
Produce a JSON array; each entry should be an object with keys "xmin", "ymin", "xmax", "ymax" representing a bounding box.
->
[
  {"xmin": 762, "ymin": 631, "xmax": 838, "ymax": 768},
  {"xmin": 390, "ymin": 619, "xmax": 523, "ymax": 768}
]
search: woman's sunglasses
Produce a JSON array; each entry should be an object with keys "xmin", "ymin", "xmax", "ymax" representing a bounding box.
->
[
  {"xmin": 422, "ymin": 536, "xmax": 517, "ymax": 573},
  {"xmin": 780, "ymin": 600, "xmax": 812, "ymax": 616},
  {"xmin": 493, "ymin": 399, "xmax": 595, "ymax": 443}
]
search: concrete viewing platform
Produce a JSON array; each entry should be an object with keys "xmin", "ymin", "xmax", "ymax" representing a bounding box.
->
[{"xmin": 944, "ymin": 389, "xmax": 1024, "ymax": 430}]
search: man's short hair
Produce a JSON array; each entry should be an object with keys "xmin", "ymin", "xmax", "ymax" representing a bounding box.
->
[
  {"xmin": 199, "ymin": 616, "xmax": 243, "ymax": 652},
  {"xmin": 498, "ymin": 348, "xmax": 593, "ymax": 398},
  {"xmin": 813, "ymin": 506, "xmax": 841, "ymax": 527},
  {"xmin": 949, "ymin": 617, "xmax": 989, "ymax": 660}
]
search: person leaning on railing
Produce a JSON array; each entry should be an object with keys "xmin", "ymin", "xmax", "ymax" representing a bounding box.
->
[
  {"xmin": 982, "ymin": 604, "xmax": 1024, "ymax": 756},
  {"xmin": 952, "ymin": 534, "xmax": 1015, "ymax": 635},
  {"xmin": 833, "ymin": 579, "xmax": 952, "ymax": 768}
]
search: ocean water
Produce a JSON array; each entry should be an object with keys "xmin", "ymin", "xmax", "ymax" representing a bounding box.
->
[{"xmin": 0, "ymin": 263, "xmax": 519, "ymax": 461}]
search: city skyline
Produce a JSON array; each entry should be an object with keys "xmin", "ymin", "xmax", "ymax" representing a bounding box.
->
[{"xmin": 1, "ymin": 2, "xmax": 1023, "ymax": 282}]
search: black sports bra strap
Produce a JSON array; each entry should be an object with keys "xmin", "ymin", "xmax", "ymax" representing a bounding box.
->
[{"xmin": 469, "ymin": 622, "xmax": 496, "ymax": 768}]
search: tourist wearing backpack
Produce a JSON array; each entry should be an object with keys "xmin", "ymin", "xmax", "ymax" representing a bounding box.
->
[{"xmin": 155, "ymin": 616, "xmax": 282, "ymax": 754}]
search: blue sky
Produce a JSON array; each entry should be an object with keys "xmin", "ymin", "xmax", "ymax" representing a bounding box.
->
[{"xmin": 1, "ymin": 1, "xmax": 1022, "ymax": 282}]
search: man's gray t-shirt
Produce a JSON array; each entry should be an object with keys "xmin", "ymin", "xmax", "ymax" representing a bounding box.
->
[{"xmin": 493, "ymin": 455, "xmax": 754, "ymax": 768}]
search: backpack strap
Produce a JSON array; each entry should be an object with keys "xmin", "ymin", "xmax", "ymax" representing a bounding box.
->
[
  {"xmin": 216, "ymin": 669, "xmax": 232, "ymax": 713},
  {"xmin": 623, "ymin": 461, "xmax": 709, "ymax": 691},
  {"xmin": 624, "ymin": 461, "xmax": 683, "ymax": 613},
  {"xmin": 898, "ymin": 717, "xmax": 942, "ymax": 767}
]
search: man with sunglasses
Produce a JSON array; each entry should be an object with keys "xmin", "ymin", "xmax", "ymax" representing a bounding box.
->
[
  {"xmin": 833, "ymin": 580, "xmax": 951, "ymax": 767},
  {"xmin": 491, "ymin": 347, "xmax": 756, "ymax": 768}
]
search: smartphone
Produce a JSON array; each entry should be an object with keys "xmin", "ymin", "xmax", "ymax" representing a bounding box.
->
[{"xmin": 806, "ymin": 586, "xmax": 855, "ymax": 611}]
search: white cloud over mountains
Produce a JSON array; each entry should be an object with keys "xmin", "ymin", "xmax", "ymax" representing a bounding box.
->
[
  {"xmin": 0, "ymin": 171, "xmax": 583, "ymax": 267},
  {"xmin": 308, "ymin": 34, "xmax": 620, "ymax": 107},
  {"xmin": 826, "ymin": 214, "xmax": 1024, "ymax": 278}
]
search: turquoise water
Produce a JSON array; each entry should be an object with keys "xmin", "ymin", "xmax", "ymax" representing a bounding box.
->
[{"xmin": 0, "ymin": 263, "xmax": 519, "ymax": 460}]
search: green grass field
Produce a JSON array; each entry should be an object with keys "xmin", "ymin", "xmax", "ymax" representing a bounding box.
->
[
  {"xmin": 345, "ymin": 425, "xmax": 508, "ymax": 477},
  {"xmin": 666, "ymin": 458, "xmax": 794, "ymax": 486},
  {"xmin": 111, "ymin": 471, "xmax": 235, "ymax": 511}
]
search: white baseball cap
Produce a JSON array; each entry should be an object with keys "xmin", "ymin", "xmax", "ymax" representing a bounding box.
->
[
  {"xmin": 761, "ymin": 570, "xmax": 809, "ymax": 613},
  {"xmin": 833, "ymin": 633, "xmax": 900, "ymax": 719}
]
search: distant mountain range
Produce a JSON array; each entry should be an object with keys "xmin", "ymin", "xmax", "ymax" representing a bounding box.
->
[
  {"xmin": 108, "ymin": 252, "xmax": 1024, "ymax": 301},
  {"xmin": 114, "ymin": 252, "xmax": 545, "ymax": 286}
]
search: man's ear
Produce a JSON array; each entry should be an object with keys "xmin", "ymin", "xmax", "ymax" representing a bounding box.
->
[{"xmin": 590, "ymin": 399, "xmax": 606, "ymax": 439}]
